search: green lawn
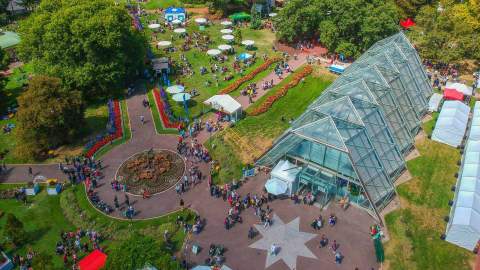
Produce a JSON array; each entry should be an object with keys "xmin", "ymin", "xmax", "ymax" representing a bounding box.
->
[
  {"xmin": 384, "ymin": 121, "xmax": 475, "ymax": 269},
  {"xmin": 140, "ymin": 12, "xmax": 279, "ymax": 120},
  {"xmin": 0, "ymin": 184, "xmax": 193, "ymax": 269},
  {"xmin": 142, "ymin": 0, "xmax": 183, "ymax": 10},
  {"xmin": 205, "ymin": 74, "xmax": 333, "ymax": 183}
]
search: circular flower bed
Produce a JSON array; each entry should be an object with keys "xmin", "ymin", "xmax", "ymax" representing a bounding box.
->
[{"xmin": 116, "ymin": 149, "xmax": 185, "ymax": 195}]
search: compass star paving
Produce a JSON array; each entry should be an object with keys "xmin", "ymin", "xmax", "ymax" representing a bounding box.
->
[{"xmin": 249, "ymin": 214, "xmax": 318, "ymax": 269}]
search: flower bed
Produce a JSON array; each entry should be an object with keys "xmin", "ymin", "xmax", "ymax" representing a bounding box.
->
[
  {"xmin": 219, "ymin": 57, "xmax": 282, "ymax": 94},
  {"xmin": 248, "ymin": 65, "xmax": 313, "ymax": 116},
  {"xmin": 154, "ymin": 87, "xmax": 181, "ymax": 129},
  {"xmin": 84, "ymin": 100, "xmax": 123, "ymax": 158}
]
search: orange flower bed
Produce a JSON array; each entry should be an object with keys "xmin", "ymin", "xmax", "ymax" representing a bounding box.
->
[
  {"xmin": 219, "ymin": 57, "xmax": 282, "ymax": 94},
  {"xmin": 248, "ymin": 65, "xmax": 313, "ymax": 116}
]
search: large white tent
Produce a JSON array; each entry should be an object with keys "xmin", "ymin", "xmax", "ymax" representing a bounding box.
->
[
  {"xmin": 446, "ymin": 82, "xmax": 473, "ymax": 96},
  {"xmin": 428, "ymin": 93, "xmax": 443, "ymax": 112},
  {"xmin": 204, "ymin": 95, "xmax": 242, "ymax": 121},
  {"xmin": 431, "ymin": 100, "xmax": 470, "ymax": 147},
  {"xmin": 446, "ymin": 102, "xmax": 480, "ymax": 250},
  {"xmin": 267, "ymin": 160, "xmax": 301, "ymax": 196}
]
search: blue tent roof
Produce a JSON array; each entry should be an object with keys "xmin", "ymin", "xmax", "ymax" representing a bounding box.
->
[{"xmin": 165, "ymin": 7, "xmax": 185, "ymax": 14}]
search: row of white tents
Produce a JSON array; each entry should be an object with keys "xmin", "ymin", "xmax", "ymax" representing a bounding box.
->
[{"xmin": 445, "ymin": 102, "xmax": 480, "ymax": 251}]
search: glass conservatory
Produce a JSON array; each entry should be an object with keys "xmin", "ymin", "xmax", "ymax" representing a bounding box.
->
[{"xmin": 256, "ymin": 32, "xmax": 432, "ymax": 221}]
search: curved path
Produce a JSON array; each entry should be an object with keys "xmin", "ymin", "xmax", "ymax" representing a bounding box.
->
[{"xmin": 0, "ymin": 51, "xmax": 378, "ymax": 269}]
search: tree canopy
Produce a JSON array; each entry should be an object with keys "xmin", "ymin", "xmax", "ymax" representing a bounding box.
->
[
  {"xmin": 408, "ymin": 0, "xmax": 480, "ymax": 63},
  {"xmin": 4, "ymin": 213, "xmax": 26, "ymax": 247},
  {"xmin": 15, "ymin": 76, "xmax": 84, "ymax": 160},
  {"xmin": 274, "ymin": 0, "xmax": 399, "ymax": 58},
  {"xmin": 18, "ymin": 0, "xmax": 146, "ymax": 98}
]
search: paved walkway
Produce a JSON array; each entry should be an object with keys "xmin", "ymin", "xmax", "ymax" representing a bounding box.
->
[{"xmin": 0, "ymin": 49, "xmax": 378, "ymax": 269}]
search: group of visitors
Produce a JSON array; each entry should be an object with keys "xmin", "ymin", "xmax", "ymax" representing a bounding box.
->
[
  {"xmin": 58, "ymin": 156, "xmax": 103, "ymax": 186},
  {"xmin": 311, "ymin": 213, "xmax": 343, "ymax": 264},
  {"xmin": 177, "ymin": 138, "xmax": 211, "ymax": 163},
  {"xmin": 55, "ymin": 229, "xmax": 102, "ymax": 268}
]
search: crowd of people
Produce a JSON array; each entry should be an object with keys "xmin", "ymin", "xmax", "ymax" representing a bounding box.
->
[{"xmin": 55, "ymin": 229, "xmax": 103, "ymax": 268}]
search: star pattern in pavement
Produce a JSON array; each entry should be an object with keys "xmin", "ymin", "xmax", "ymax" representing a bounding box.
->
[{"xmin": 249, "ymin": 214, "xmax": 318, "ymax": 270}]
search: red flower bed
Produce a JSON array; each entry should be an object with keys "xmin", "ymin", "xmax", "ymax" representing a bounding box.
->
[
  {"xmin": 85, "ymin": 100, "xmax": 123, "ymax": 158},
  {"xmin": 248, "ymin": 65, "xmax": 313, "ymax": 116},
  {"xmin": 220, "ymin": 57, "xmax": 282, "ymax": 94},
  {"xmin": 153, "ymin": 88, "xmax": 181, "ymax": 129}
]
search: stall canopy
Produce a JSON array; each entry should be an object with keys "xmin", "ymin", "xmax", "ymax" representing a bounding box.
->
[
  {"xmin": 78, "ymin": 250, "xmax": 107, "ymax": 270},
  {"xmin": 432, "ymin": 100, "xmax": 470, "ymax": 147},
  {"xmin": 447, "ymin": 82, "xmax": 473, "ymax": 96},
  {"xmin": 446, "ymin": 102, "xmax": 480, "ymax": 251},
  {"xmin": 444, "ymin": 88, "xmax": 464, "ymax": 101},
  {"xmin": 204, "ymin": 95, "xmax": 241, "ymax": 114},
  {"xmin": 268, "ymin": 159, "xmax": 300, "ymax": 196},
  {"xmin": 428, "ymin": 93, "xmax": 443, "ymax": 112},
  {"xmin": 329, "ymin": 64, "xmax": 345, "ymax": 74}
]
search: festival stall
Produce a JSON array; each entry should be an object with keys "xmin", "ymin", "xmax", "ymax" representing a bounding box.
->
[
  {"xmin": 431, "ymin": 100, "xmax": 470, "ymax": 147},
  {"xmin": 329, "ymin": 64, "xmax": 345, "ymax": 74},
  {"xmin": 265, "ymin": 159, "xmax": 301, "ymax": 196},
  {"xmin": 428, "ymin": 93, "xmax": 443, "ymax": 112},
  {"xmin": 78, "ymin": 250, "xmax": 107, "ymax": 270},
  {"xmin": 446, "ymin": 82, "xmax": 473, "ymax": 96},
  {"xmin": 164, "ymin": 7, "xmax": 186, "ymax": 23},
  {"xmin": 443, "ymin": 88, "xmax": 464, "ymax": 101},
  {"xmin": 204, "ymin": 95, "xmax": 242, "ymax": 122}
]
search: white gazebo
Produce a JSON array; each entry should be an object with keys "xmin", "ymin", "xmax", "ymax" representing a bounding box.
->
[
  {"xmin": 428, "ymin": 93, "xmax": 443, "ymax": 112},
  {"xmin": 222, "ymin": 34, "xmax": 234, "ymax": 43},
  {"xmin": 207, "ymin": 49, "xmax": 222, "ymax": 56},
  {"xmin": 220, "ymin": 29, "xmax": 233, "ymax": 34},
  {"xmin": 174, "ymin": 28, "xmax": 186, "ymax": 34},
  {"xmin": 266, "ymin": 160, "xmax": 301, "ymax": 196},
  {"xmin": 194, "ymin": 18, "xmax": 207, "ymax": 24},
  {"xmin": 218, "ymin": 44, "xmax": 232, "ymax": 51},
  {"xmin": 220, "ymin": 21, "xmax": 233, "ymax": 27},
  {"xmin": 268, "ymin": 13, "xmax": 277, "ymax": 17},
  {"xmin": 148, "ymin": 23, "xmax": 161, "ymax": 30},
  {"xmin": 157, "ymin": 40, "xmax": 172, "ymax": 47},
  {"xmin": 204, "ymin": 94, "xmax": 242, "ymax": 122},
  {"xmin": 166, "ymin": 85, "xmax": 185, "ymax": 94},
  {"xmin": 241, "ymin": 40, "xmax": 255, "ymax": 49}
]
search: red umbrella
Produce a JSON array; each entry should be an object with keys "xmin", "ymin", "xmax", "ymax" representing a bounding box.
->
[{"xmin": 400, "ymin": 18, "xmax": 416, "ymax": 29}]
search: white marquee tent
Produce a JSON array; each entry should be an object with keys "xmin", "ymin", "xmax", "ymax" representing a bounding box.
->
[
  {"xmin": 267, "ymin": 160, "xmax": 301, "ymax": 196},
  {"xmin": 204, "ymin": 94, "xmax": 242, "ymax": 122},
  {"xmin": 431, "ymin": 100, "xmax": 470, "ymax": 147},
  {"xmin": 428, "ymin": 93, "xmax": 443, "ymax": 112},
  {"xmin": 446, "ymin": 102, "xmax": 480, "ymax": 250}
]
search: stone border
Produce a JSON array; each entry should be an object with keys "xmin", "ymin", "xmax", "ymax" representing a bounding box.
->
[{"xmin": 114, "ymin": 148, "xmax": 186, "ymax": 197}]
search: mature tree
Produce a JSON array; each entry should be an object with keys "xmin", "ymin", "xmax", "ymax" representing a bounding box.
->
[
  {"xmin": 409, "ymin": 0, "xmax": 480, "ymax": 63},
  {"xmin": 105, "ymin": 233, "xmax": 180, "ymax": 269},
  {"xmin": 4, "ymin": 213, "xmax": 26, "ymax": 247},
  {"xmin": 18, "ymin": 0, "xmax": 146, "ymax": 99},
  {"xmin": 15, "ymin": 76, "xmax": 84, "ymax": 160},
  {"xmin": 394, "ymin": 0, "xmax": 433, "ymax": 18},
  {"xmin": 0, "ymin": 0, "xmax": 9, "ymax": 25},
  {"xmin": 275, "ymin": 0, "xmax": 399, "ymax": 58}
]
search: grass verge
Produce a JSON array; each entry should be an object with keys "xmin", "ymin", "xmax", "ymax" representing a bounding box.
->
[
  {"xmin": 383, "ymin": 121, "xmax": 475, "ymax": 270},
  {"xmin": 147, "ymin": 89, "xmax": 179, "ymax": 135}
]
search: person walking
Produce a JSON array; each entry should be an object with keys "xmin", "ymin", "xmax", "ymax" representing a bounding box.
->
[
  {"xmin": 124, "ymin": 194, "xmax": 130, "ymax": 207},
  {"xmin": 140, "ymin": 115, "xmax": 145, "ymax": 125},
  {"xmin": 114, "ymin": 195, "xmax": 119, "ymax": 210},
  {"xmin": 28, "ymin": 167, "xmax": 33, "ymax": 177}
]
